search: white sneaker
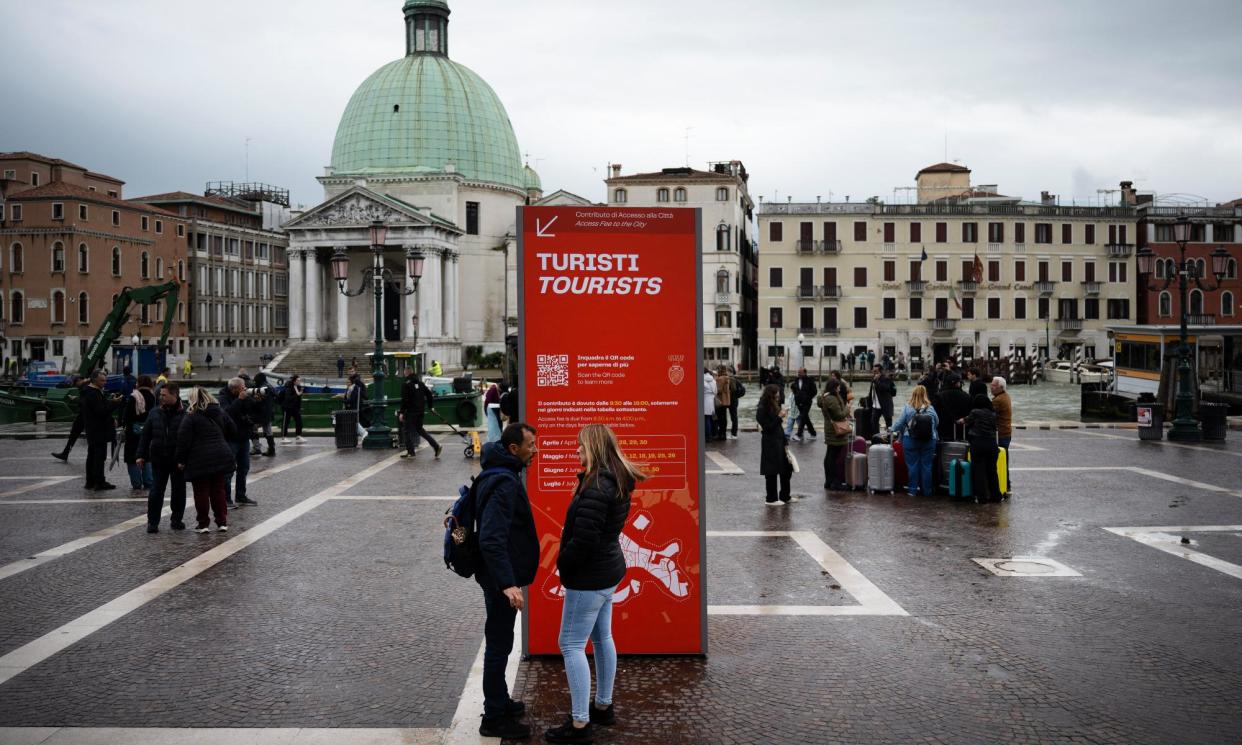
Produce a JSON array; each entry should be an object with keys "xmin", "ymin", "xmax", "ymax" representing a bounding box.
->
[
  {"xmin": 217, "ymin": 525, "xmax": 229, "ymax": 532},
  {"xmin": 194, "ymin": 527, "xmax": 209, "ymax": 534},
  {"xmin": 296, "ymin": 436, "xmax": 307, "ymax": 444},
  {"xmin": 281, "ymin": 438, "xmax": 291, "ymax": 445}
]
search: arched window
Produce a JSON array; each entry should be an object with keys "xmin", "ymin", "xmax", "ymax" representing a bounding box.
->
[
  {"xmin": 716, "ymin": 187, "xmax": 729, "ymax": 201},
  {"xmin": 673, "ymin": 187, "xmax": 687, "ymax": 202},
  {"xmin": 50, "ymin": 290, "xmax": 65, "ymax": 324},
  {"xmin": 1195, "ymin": 257, "xmax": 1207, "ymax": 279},
  {"xmin": 1228, "ymin": 258, "xmax": 1238, "ymax": 280},
  {"xmin": 613, "ymin": 188, "xmax": 627, "ymax": 203},
  {"xmin": 112, "ymin": 246, "xmax": 122, "ymax": 276},
  {"xmin": 78, "ymin": 243, "xmax": 89, "ymax": 273},
  {"xmin": 1158, "ymin": 290, "xmax": 1172, "ymax": 317},
  {"xmin": 1154, "ymin": 259, "xmax": 1165, "ymax": 279},
  {"xmin": 11, "ymin": 290, "xmax": 24, "ymax": 324},
  {"xmin": 140, "ymin": 251, "xmax": 150, "ymax": 279},
  {"xmin": 51, "ymin": 242, "xmax": 65, "ymax": 272},
  {"xmin": 177, "ymin": 259, "xmax": 185, "ymax": 281},
  {"xmin": 78, "ymin": 292, "xmax": 89, "ymax": 324},
  {"xmin": 656, "ymin": 188, "xmax": 669, "ymax": 203},
  {"xmin": 716, "ymin": 269, "xmax": 730, "ymax": 294},
  {"xmin": 1222, "ymin": 291, "xmax": 1235, "ymax": 317},
  {"xmin": 716, "ymin": 223, "xmax": 730, "ymax": 252},
  {"xmin": 156, "ymin": 257, "xmax": 164, "ymax": 279},
  {"xmin": 9, "ymin": 242, "xmax": 22, "ymax": 273},
  {"xmin": 1189, "ymin": 288, "xmax": 1204, "ymax": 315}
]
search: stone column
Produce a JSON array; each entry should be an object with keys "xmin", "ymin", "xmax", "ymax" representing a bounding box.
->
[
  {"xmin": 287, "ymin": 248, "xmax": 305, "ymax": 341},
  {"xmin": 304, "ymin": 248, "xmax": 321, "ymax": 341},
  {"xmin": 418, "ymin": 248, "xmax": 443, "ymax": 340},
  {"xmin": 444, "ymin": 252, "xmax": 458, "ymax": 339},
  {"xmin": 335, "ymin": 247, "xmax": 349, "ymax": 341}
]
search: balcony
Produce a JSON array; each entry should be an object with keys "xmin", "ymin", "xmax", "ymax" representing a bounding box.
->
[
  {"xmin": 796, "ymin": 285, "xmax": 817, "ymax": 300},
  {"xmin": 796, "ymin": 239, "xmax": 819, "ymax": 254},
  {"xmin": 931, "ymin": 318, "xmax": 956, "ymax": 333},
  {"xmin": 1055, "ymin": 318, "xmax": 1083, "ymax": 333},
  {"xmin": 714, "ymin": 291, "xmax": 733, "ymax": 305},
  {"xmin": 820, "ymin": 284, "xmax": 842, "ymax": 299},
  {"xmin": 957, "ymin": 280, "xmax": 978, "ymax": 294},
  {"xmin": 987, "ymin": 242, "xmax": 1003, "ymax": 254},
  {"xmin": 822, "ymin": 240, "xmax": 843, "ymax": 254},
  {"xmin": 906, "ymin": 280, "xmax": 927, "ymax": 295},
  {"xmin": 1107, "ymin": 243, "xmax": 1134, "ymax": 257},
  {"xmin": 1082, "ymin": 281, "xmax": 1101, "ymax": 295},
  {"xmin": 797, "ymin": 326, "xmax": 817, "ymax": 335},
  {"xmin": 1035, "ymin": 280, "xmax": 1057, "ymax": 295},
  {"xmin": 818, "ymin": 327, "xmax": 840, "ymax": 336},
  {"xmin": 1187, "ymin": 314, "xmax": 1217, "ymax": 326}
]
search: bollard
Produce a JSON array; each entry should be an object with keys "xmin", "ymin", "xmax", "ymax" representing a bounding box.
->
[{"xmin": 34, "ymin": 410, "xmax": 47, "ymax": 438}]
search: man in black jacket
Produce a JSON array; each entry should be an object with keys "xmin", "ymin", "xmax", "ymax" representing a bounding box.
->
[
  {"xmin": 474, "ymin": 423, "xmax": 539, "ymax": 740},
  {"xmin": 223, "ymin": 378, "xmax": 257, "ymax": 506},
  {"xmin": 868, "ymin": 364, "xmax": 897, "ymax": 430},
  {"xmin": 80, "ymin": 370, "xmax": 119, "ymax": 490},
  {"xmin": 398, "ymin": 371, "xmax": 441, "ymax": 458},
  {"xmin": 790, "ymin": 368, "xmax": 818, "ymax": 441},
  {"xmin": 137, "ymin": 382, "xmax": 187, "ymax": 532}
]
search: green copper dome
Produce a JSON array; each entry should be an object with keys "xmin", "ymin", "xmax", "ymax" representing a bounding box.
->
[
  {"xmin": 329, "ymin": 3, "xmax": 524, "ymax": 190},
  {"xmin": 524, "ymin": 164, "xmax": 541, "ymax": 191}
]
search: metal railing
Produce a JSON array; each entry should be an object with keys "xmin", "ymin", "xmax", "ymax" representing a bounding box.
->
[
  {"xmin": 822, "ymin": 240, "xmax": 843, "ymax": 254},
  {"xmin": 931, "ymin": 318, "xmax": 956, "ymax": 331},
  {"xmin": 906, "ymin": 280, "xmax": 927, "ymax": 294},
  {"xmin": 957, "ymin": 280, "xmax": 978, "ymax": 293},
  {"xmin": 797, "ymin": 286, "xmax": 817, "ymax": 299},
  {"xmin": 1186, "ymin": 314, "xmax": 1217, "ymax": 326},
  {"xmin": 1082, "ymin": 281, "xmax": 1102, "ymax": 295},
  {"xmin": 1106, "ymin": 243, "xmax": 1134, "ymax": 257},
  {"xmin": 1055, "ymin": 318, "xmax": 1083, "ymax": 331},
  {"xmin": 796, "ymin": 240, "xmax": 818, "ymax": 254},
  {"xmin": 820, "ymin": 284, "xmax": 842, "ymax": 299},
  {"xmin": 1035, "ymin": 280, "xmax": 1057, "ymax": 294}
]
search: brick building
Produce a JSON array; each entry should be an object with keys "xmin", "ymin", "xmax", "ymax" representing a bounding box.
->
[
  {"xmin": 0, "ymin": 152, "xmax": 190, "ymax": 374},
  {"xmin": 132, "ymin": 184, "xmax": 291, "ymax": 369}
]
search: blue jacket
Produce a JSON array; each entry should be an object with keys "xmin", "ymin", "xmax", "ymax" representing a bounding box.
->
[
  {"xmin": 475, "ymin": 441, "xmax": 539, "ymax": 592},
  {"xmin": 892, "ymin": 403, "xmax": 940, "ymax": 445}
]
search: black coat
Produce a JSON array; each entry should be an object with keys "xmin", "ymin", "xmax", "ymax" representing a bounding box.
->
[
  {"xmin": 137, "ymin": 402, "xmax": 186, "ymax": 467},
  {"xmin": 400, "ymin": 376, "xmax": 433, "ymax": 416},
  {"xmin": 968, "ymin": 379, "xmax": 989, "ymax": 399},
  {"xmin": 175, "ymin": 404, "xmax": 237, "ymax": 481},
  {"xmin": 557, "ymin": 470, "xmax": 632, "ymax": 591},
  {"xmin": 963, "ymin": 407, "xmax": 999, "ymax": 443},
  {"xmin": 79, "ymin": 385, "xmax": 118, "ymax": 445},
  {"xmin": 475, "ymin": 442, "xmax": 539, "ymax": 591},
  {"xmin": 281, "ymin": 384, "xmax": 304, "ymax": 412},
  {"xmin": 790, "ymin": 377, "xmax": 817, "ymax": 407},
  {"xmin": 757, "ymin": 404, "xmax": 791, "ymax": 476},
  {"xmin": 868, "ymin": 375, "xmax": 897, "ymax": 418},
  {"xmin": 935, "ymin": 387, "xmax": 972, "ymax": 440},
  {"xmin": 224, "ymin": 397, "xmax": 256, "ymax": 443}
]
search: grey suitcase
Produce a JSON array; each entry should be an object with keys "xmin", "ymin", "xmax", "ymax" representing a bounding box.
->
[
  {"xmin": 845, "ymin": 449, "xmax": 868, "ymax": 490},
  {"xmin": 937, "ymin": 441, "xmax": 968, "ymax": 493},
  {"xmin": 867, "ymin": 443, "xmax": 895, "ymax": 493}
]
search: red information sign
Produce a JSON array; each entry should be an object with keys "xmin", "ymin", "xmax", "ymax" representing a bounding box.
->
[{"xmin": 518, "ymin": 205, "xmax": 706, "ymax": 655}]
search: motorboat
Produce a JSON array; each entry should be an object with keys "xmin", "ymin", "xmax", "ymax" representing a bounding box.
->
[{"xmin": 1043, "ymin": 360, "xmax": 1110, "ymax": 384}]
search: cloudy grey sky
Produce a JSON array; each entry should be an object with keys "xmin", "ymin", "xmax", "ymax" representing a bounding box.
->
[{"xmin": 4, "ymin": 0, "xmax": 1241, "ymax": 209}]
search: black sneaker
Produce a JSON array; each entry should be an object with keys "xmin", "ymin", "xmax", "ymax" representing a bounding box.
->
[
  {"xmin": 507, "ymin": 698, "xmax": 526, "ymax": 717},
  {"xmin": 171, "ymin": 521, "xmax": 187, "ymax": 531},
  {"xmin": 589, "ymin": 703, "xmax": 615, "ymax": 726},
  {"xmin": 146, "ymin": 524, "xmax": 159, "ymax": 534},
  {"xmin": 52, "ymin": 451, "xmax": 69, "ymax": 461},
  {"xmin": 236, "ymin": 496, "xmax": 258, "ymax": 506},
  {"xmin": 544, "ymin": 719, "xmax": 593, "ymax": 743},
  {"xmin": 479, "ymin": 714, "xmax": 531, "ymax": 739}
]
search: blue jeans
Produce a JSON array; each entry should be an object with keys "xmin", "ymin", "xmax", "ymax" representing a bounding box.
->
[
  {"xmin": 559, "ymin": 586, "xmax": 617, "ymax": 723},
  {"xmin": 127, "ymin": 462, "xmax": 153, "ymax": 490},
  {"xmin": 224, "ymin": 440, "xmax": 250, "ymax": 503},
  {"xmin": 902, "ymin": 436, "xmax": 936, "ymax": 496}
]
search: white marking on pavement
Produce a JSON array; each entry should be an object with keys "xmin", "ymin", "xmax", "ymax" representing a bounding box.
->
[
  {"xmin": 1104, "ymin": 525, "xmax": 1242, "ymax": 581},
  {"xmin": 328, "ymin": 495, "xmax": 456, "ymax": 501},
  {"xmin": 706, "ymin": 530, "xmax": 907, "ymax": 616},
  {"xmin": 0, "ymin": 454, "xmax": 402, "ymax": 686},
  {"xmin": 0, "ymin": 477, "xmax": 77, "ymax": 499},
  {"xmin": 705, "ymin": 451, "xmax": 744, "ymax": 475},
  {"xmin": 973, "ymin": 557, "xmax": 1081, "ymax": 577},
  {"xmin": 0, "ymin": 449, "xmax": 341, "ymax": 583},
  {"xmin": 0, "ymin": 727, "xmax": 443, "ymax": 744},
  {"xmin": 1010, "ymin": 466, "xmax": 1242, "ymax": 499},
  {"xmin": 1003, "ymin": 442, "xmax": 1046, "ymax": 452},
  {"xmin": 0, "ymin": 498, "xmax": 147, "ymax": 505},
  {"xmin": 0, "ymin": 476, "xmax": 72, "ymax": 480},
  {"xmin": 446, "ymin": 619, "xmax": 523, "ymax": 744},
  {"xmin": 1070, "ymin": 429, "xmax": 1242, "ymax": 457}
]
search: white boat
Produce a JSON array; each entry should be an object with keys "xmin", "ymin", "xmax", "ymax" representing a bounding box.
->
[{"xmin": 1043, "ymin": 360, "xmax": 1109, "ymax": 384}]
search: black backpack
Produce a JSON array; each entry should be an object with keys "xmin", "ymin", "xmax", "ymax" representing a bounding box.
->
[
  {"xmin": 910, "ymin": 407, "xmax": 934, "ymax": 441},
  {"xmin": 733, "ymin": 378, "xmax": 746, "ymax": 398},
  {"xmin": 443, "ymin": 467, "xmax": 514, "ymax": 578}
]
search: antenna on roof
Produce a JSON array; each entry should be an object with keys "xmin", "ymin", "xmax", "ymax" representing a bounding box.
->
[
  {"xmin": 244, "ymin": 137, "xmax": 252, "ymax": 182},
  {"xmin": 684, "ymin": 126, "xmax": 694, "ymax": 167}
]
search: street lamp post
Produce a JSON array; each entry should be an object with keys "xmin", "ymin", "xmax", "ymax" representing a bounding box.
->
[
  {"xmin": 330, "ymin": 221, "xmax": 425, "ymax": 449},
  {"xmin": 1136, "ymin": 215, "xmax": 1230, "ymax": 442}
]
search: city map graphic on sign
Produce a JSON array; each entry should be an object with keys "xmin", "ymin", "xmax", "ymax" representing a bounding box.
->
[{"xmin": 541, "ymin": 509, "xmax": 692, "ymax": 605}]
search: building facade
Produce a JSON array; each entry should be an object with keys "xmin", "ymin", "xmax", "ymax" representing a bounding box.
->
[
  {"xmin": 605, "ymin": 162, "xmax": 759, "ymax": 369},
  {"xmin": 133, "ymin": 186, "xmax": 291, "ymax": 367},
  {"xmin": 280, "ymin": 0, "xmax": 533, "ymax": 370},
  {"xmin": 758, "ymin": 164, "xmax": 1140, "ymax": 372},
  {"xmin": 0, "ymin": 152, "xmax": 190, "ymax": 374},
  {"xmin": 1133, "ymin": 194, "xmax": 1240, "ymax": 326}
]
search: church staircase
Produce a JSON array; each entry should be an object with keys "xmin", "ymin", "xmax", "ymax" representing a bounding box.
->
[{"xmin": 269, "ymin": 341, "xmax": 383, "ymax": 379}]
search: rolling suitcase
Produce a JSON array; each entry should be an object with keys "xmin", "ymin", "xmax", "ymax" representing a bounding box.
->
[
  {"xmin": 846, "ymin": 447, "xmax": 868, "ymax": 490},
  {"xmin": 996, "ymin": 447, "xmax": 1008, "ymax": 495},
  {"xmin": 867, "ymin": 441, "xmax": 895, "ymax": 493},
  {"xmin": 937, "ymin": 440, "xmax": 968, "ymax": 493},
  {"xmin": 948, "ymin": 458, "xmax": 972, "ymax": 499},
  {"xmin": 892, "ymin": 438, "xmax": 907, "ymax": 489}
]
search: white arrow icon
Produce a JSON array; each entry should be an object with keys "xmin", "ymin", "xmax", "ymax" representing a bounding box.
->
[{"xmin": 535, "ymin": 215, "xmax": 558, "ymax": 238}]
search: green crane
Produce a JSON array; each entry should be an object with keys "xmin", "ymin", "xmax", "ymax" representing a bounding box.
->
[{"xmin": 77, "ymin": 281, "xmax": 181, "ymax": 377}]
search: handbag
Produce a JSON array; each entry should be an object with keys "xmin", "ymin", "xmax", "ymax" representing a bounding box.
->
[
  {"xmin": 832, "ymin": 418, "xmax": 852, "ymax": 436},
  {"xmin": 785, "ymin": 448, "xmax": 799, "ymax": 473}
]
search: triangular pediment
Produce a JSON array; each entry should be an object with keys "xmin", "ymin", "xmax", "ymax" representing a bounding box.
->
[{"xmin": 283, "ymin": 186, "xmax": 457, "ymax": 232}]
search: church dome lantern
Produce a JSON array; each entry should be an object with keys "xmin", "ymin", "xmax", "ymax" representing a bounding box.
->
[{"xmin": 328, "ymin": 0, "xmax": 525, "ymax": 191}]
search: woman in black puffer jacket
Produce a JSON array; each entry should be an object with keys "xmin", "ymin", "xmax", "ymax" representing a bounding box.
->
[
  {"xmin": 959, "ymin": 394, "xmax": 1002, "ymax": 503},
  {"xmin": 545, "ymin": 424, "xmax": 645, "ymax": 744},
  {"xmin": 176, "ymin": 387, "xmax": 237, "ymax": 533}
]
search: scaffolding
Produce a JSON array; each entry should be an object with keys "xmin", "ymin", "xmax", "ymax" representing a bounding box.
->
[{"xmin": 204, "ymin": 181, "xmax": 290, "ymax": 208}]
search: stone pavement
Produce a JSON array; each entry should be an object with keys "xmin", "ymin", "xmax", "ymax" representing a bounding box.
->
[{"xmin": 0, "ymin": 428, "xmax": 1241, "ymax": 744}]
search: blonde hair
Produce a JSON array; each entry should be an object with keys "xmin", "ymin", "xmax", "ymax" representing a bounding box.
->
[
  {"xmin": 578, "ymin": 424, "xmax": 646, "ymax": 496},
  {"xmin": 187, "ymin": 386, "xmax": 217, "ymax": 413},
  {"xmin": 908, "ymin": 384, "xmax": 931, "ymax": 410}
]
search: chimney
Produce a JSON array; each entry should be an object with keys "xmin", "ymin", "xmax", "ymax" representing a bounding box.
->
[
  {"xmin": 1119, "ymin": 180, "xmax": 1136, "ymax": 206},
  {"xmin": 1040, "ymin": 191, "xmax": 1057, "ymax": 206},
  {"xmin": 610, "ymin": 163, "xmax": 622, "ymax": 178}
]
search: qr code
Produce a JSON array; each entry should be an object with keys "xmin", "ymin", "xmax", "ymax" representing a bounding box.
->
[{"xmin": 537, "ymin": 354, "xmax": 570, "ymax": 387}]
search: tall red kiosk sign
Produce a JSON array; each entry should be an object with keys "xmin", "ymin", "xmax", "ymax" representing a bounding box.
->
[{"xmin": 518, "ymin": 206, "xmax": 706, "ymax": 655}]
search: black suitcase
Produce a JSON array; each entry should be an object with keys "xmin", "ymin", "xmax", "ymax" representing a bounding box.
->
[
  {"xmin": 334, "ymin": 409, "xmax": 360, "ymax": 449},
  {"xmin": 937, "ymin": 440, "xmax": 968, "ymax": 493},
  {"xmin": 854, "ymin": 408, "xmax": 879, "ymax": 440}
]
